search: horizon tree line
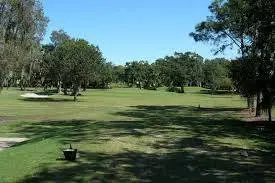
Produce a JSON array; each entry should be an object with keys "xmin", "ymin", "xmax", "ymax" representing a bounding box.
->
[{"xmin": 0, "ymin": 0, "xmax": 274, "ymax": 122}]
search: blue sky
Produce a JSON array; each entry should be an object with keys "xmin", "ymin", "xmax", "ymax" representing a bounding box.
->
[{"xmin": 42, "ymin": 0, "xmax": 238, "ymax": 65}]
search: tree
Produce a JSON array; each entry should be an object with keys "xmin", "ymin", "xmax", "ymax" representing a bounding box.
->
[
  {"xmin": 190, "ymin": 0, "xmax": 251, "ymax": 57},
  {"xmin": 98, "ymin": 62, "xmax": 113, "ymax": 89},
  {"xmin": 0, "ymin": 0, "xmax": 48, "ymax": 90},
  {"xmin": 184, "ymin": 52, "xmax": 204, "ymax": 86},
  {"xmin": 112, "ymin": 65, "xmax": 125, "ymax": 84},
  {"xmin": 230, "ymin": 58, "xmax": 258, "ymax": 111},
  {"xmin": 203, "ymin": 58, "xmax": 232, "ymax": 93},
  {"xmin": 156, "ymin": 54, "xmax": 187, "ymax": 92},
  {"xmin": 156, "ymin": 52, "xmax": 204, "ymax": 93},
  {"xmin": 190, "ymin": 0, "xmax": 275, "ymax": 120},
  {"xmin": 41, "ymin": 44, "xmax": 56, "ymax": 89},
  {"xmin": 55, "ymin": 39, "xmax": 104, "ymax": 101},
  {"xmin": 125, "ymin": 61, "xmax": 144, "ymax": 89},
  {"xmin": 124, "ymin": 61, "xmax": 160, "ymax": 90},
  {"xmin": 49, "ymin": 30, "xmax": 71, "ymax": 93},
  {"xmin": 143, "ymin": 63, "xmax": 160, "ymax": 90},
  {"xmin": 50, "ymin": 29, "xmax": 71, "ymax": 47}
]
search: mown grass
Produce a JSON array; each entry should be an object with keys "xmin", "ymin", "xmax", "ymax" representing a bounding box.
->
[{"xmin": 0, "ymin": 87, "xmax": 274, "ymax": 183}]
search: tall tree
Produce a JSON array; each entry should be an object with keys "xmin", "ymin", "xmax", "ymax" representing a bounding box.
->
[
  {"xmin": 49, "ymin": 30, "xmax": 71, "ymax": 93},
  {"xmin": 190, "ymin": 0, "xmax": 275, "ymax": 119},
  {"xmin": 184, "ymin": 52, "xmax": 204, "ymax": 86},
  {"xmin": 55, "ymin": 39, "xmax": 104, "ymax": 101},
  {"xmin": 0, "ymin": 0, "xmax": 48, "ymax": 90}
]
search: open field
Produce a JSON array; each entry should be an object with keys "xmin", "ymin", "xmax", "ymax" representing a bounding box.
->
[{"xmin": 0, "ymin": 87, "xmax": 275, "ymax": 182}]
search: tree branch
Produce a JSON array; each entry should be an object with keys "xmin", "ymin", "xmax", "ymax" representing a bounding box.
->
[{"xmin": 222, "ymin": 30, "xmax": 242, "ymax": 50}]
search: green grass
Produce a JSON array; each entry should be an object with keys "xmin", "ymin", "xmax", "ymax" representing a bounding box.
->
[{"xmin": 0, "ymin": 87, "xmax": 274, "ymax": 182}]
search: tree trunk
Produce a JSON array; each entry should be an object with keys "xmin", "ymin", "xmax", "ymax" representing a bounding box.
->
[
  {"xmin": 251, "ymin": 96, "xmax": 255, "ymax": 113},
  {"xmin": 74, "ymin": 93, "xmax": 77, "ymax": 102},
  {"xmin": 180, "ymin": 85, "xmax": 185, "ymax": 93},
  {"xmin": 6, "ymin": 78, "xmax": 9, "ymax": 90},
  {"xmin": 20, "ymin": 81, "xmax": 24, "ymax": 91},
  {"xmin": 138, "ymin": 82, "xmax": 142, "ymax": 89},
  {"xmin": 247, "ymin": 98, "xmax": 251, "ymax": 112},
  {"xmin": 20, "ymin": 67, "xmax": 25, "ymax": 91},
  {"xmin": 57, "ymin": 80, "xmax": 62, "ymax": 94},
  {"xmin": 247, "ymin": 97, "xmax": 255, "ymax": 114},
  {"xmin": 63, "ymin": 85, "xmax": 68, "ymax": 95},
  {"xmin": 0, "ymin": 81, "xmax": 3, "ymax": 92},
  {"xmin": 73, "ymin": 84, "xmax": 79, "ymax": 102},
  {"xmin": 256, "ymin": 91, "xmax": 261, "ymax": 117},
  {"xmin": 268, "ymin": 106, "xmax": 272, "ymax": 122}
]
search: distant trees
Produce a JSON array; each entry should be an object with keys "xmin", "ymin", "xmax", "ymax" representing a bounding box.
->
[
  {"xmin": 124, "ymin": 61, "xmax": 159, "ymax": 89},
  {"xmin": 156, "ymin": 52, "xmax": 204, "ymax": 93},
  {"xmin": 120, "ymin": 52, "xmax": 233, "ymax": 93}
]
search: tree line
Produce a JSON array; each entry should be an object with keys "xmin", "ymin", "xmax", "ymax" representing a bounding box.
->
[
  {"xmin": 0, "ymin": 0, "xmax": 274, "ymax": 121},
  {"xmin": 119, "ymin": 53, "xmax": 233, "ymax": 94}
]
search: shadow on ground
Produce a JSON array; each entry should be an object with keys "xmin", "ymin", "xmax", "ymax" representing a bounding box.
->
[
  {"xmin": 15, "ymin": 105, "xmax": 275, "ymax": 183},
  {"xmin": 199, "ymin": 89, "xmax": 236, "ymax": 95},
  {"xmin": 35, "ymin": 89, "xmax": 58, "ymax": 96},
  {"xmin": 18, "ymin": 98, "xmax": 75, "ymax": 102}
]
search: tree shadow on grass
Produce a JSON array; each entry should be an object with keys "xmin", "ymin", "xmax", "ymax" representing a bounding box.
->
[
  {"xmin": 14, "ymin": 88, "xmax": 37, "ymax": 92},
  {"xmin": 18, "ymin": 98, "xmax": 76, "ymax": 102},
  {"xmin": 14, "ymin": 105, "xmax": 275, "ymax": 182},
  {"xmin": 199, "ymin": 89, "xmax": 236, "ymax": 95},
  {"xmin": 18, "ymin": 147, "xmax": 274, "ymax": 183},
  {"xmin": 35, "ymin": 89, "xmax": 58, "ymax": 96}
]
